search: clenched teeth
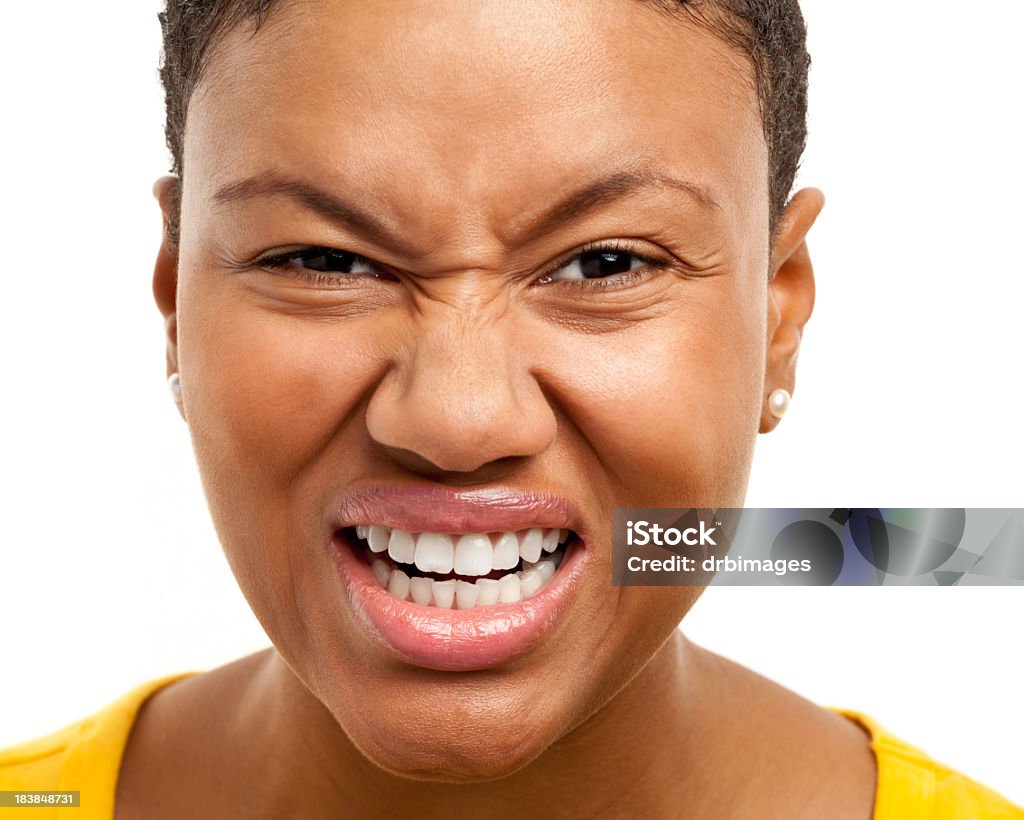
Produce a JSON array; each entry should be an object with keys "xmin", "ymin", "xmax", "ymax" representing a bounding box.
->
[
  {"xmin": 369, "ymin": 556, "xmax": 562, "ymax": 609},
  {"xmin": 351, "ymin": 525, "xmax": 575, "ymax": 610},
  {"xmin": 353, "ymin": 525, "xmax": 572, "ymax": 578}
]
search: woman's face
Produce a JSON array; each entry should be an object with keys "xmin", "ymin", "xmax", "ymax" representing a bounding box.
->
[{"xmin": 158, "ymin": 0, "xmax": 811, "ymax": 780}]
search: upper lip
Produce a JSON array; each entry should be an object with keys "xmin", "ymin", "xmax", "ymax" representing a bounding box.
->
[{"xmin": 330, "ymin": 485, "xmax": 584, "ymax": 539}]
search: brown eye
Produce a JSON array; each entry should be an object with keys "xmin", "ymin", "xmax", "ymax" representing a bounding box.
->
[
  {"xmin": 543, "ymin": 248, "xmax": 647, "ymax": 283},
  {"xmin": 272, "ymin": 247, "xmax": 377, "ymax": 275}
]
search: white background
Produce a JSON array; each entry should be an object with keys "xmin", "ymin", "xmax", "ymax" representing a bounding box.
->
[{"xmin": 1, "ymin": 0, "xmax": 1021, "ymax": 806}]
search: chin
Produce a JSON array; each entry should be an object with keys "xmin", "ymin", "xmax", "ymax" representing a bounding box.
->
[{"xmin": 341, "ymin": 691, "xmax": 567, "ymax": 783}]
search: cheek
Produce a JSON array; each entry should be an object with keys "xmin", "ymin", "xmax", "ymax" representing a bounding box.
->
[
  {"xmin": 178, "ymin": 302, "xmax": 382, "ymax": 477},
  {"xmin": 176, "ymin": 258, "xmax": 425, "ymax": 512},
  {"xmin": 536, "ymin": 286, "xmax": 767, "ymax": 507},
  {"xmin": 174, "ymin": 277, "xmax": 394, "ymax": 621}
]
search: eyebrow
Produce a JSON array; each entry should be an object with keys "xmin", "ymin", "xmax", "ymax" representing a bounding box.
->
[
  {"xmin": 214, "ymin": 174, "xmax": 400, "ymax": 250},
  {"xmin": 509, "ymin": 167, "xmax": 721, "ymax": 244},
  {"xmin": 213, "ymin": 166, "xmax": 720, "ymax": 250}
]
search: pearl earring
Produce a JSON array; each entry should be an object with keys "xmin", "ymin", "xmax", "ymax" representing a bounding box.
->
[
  {"xmin": 168, "ymin": 372, "xmax": 182, "ymax": 402},
  {"xmin": 768, "ymin": 388, "xmax": 791, "ymax": 419}
]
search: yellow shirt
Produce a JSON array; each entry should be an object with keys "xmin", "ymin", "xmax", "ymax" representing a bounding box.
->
[{"xmin": 1, "ymin": 674, "xmax": 1020, "ymax": 819}]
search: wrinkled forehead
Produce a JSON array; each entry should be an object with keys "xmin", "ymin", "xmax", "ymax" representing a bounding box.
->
[{"xmin": 183, "ymin": 0, "xmax": 767, "ymax": 245}]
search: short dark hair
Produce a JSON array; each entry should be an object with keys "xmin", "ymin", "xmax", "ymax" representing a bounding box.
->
[{"xmin": 159, "ymin": 0, "xmax": 809, "ymax": 242}]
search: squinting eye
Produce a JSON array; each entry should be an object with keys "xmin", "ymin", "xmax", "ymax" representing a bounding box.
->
[
  {"xmin": 543, "ymin": 249, "xmax": 647, "ymax": 282},
  {"xmin": 262, "ymin": 247, "xmax": 379, "ymax": 276}
]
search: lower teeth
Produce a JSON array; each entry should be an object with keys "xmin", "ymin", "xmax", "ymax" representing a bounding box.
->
[{"xmin": 363, "ymin": 541, "xmax": 566, "ymax": 609}]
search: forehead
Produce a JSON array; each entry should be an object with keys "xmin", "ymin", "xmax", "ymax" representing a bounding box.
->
[{"xmin": 185, "ymin": 0, "xmax": 767, "ymax": 243}]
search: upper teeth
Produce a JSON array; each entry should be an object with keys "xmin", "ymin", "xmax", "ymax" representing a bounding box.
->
[{"xmin": 354, "ymin": 525, "xmax": 570, "ymax": 577}]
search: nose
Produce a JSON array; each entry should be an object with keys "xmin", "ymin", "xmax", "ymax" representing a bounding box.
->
[{"xmin": 364, "ymin": 312, "xmax": 557, "ymax": 478}]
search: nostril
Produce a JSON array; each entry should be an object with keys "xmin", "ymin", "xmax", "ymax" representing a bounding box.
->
[{"xmin": 377, "ymin": 445, "xmax": 533, "ymax": 484}]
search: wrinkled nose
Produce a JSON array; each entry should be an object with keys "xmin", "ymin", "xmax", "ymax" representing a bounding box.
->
[{"xmin": 365, "ymin": 315, "xmax": 557, "ymax": 479}]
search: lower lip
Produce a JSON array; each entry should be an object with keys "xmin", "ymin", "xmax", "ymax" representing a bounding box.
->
[{"xmin": 329, "ymin": 532, "xmax": 589, "ymax": 672}]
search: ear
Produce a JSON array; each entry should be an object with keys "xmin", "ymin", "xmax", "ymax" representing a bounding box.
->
[
  {"xmin": 760, "ymin": 188, "xmax": 825, "ymax": 434},
  {"xmin": 153, "ymin": 176, "xmax": 185, "ymax": 420}
]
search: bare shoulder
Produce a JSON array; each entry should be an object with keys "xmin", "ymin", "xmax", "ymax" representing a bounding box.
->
[
  {"xmin": 688, "ymin": 641, "xmax": 878, "ymax": 820},
  {"xmin": 114, "ymin": 650, "xmax": 275, "ymax": 820}
]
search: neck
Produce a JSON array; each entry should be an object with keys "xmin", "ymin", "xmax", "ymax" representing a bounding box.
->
[{"xmin": 249, "ymin": 631, "xmax": 721, "ymax": 820}]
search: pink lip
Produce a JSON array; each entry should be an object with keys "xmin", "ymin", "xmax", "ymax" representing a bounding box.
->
[
  {"xmin": 327, "ymin": 486, "xmax": 591, "ymax": 672},
  {"xmin": 329, "ymin": 485, "xmax": 586, "ymax": 536}
]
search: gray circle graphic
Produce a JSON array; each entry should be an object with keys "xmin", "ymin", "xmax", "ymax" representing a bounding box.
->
[
  {"xmin": 771, "ymin": 520, "xmax": 845, "ymax": 585},
  {"xmin": 849, "ymin": 508, "xmax": 966, "ymax": 576}
]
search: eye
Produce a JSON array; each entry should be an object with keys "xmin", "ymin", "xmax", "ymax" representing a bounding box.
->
[
  {"xmin": 538, "ymin": 245, "xmax": 660, "ymax": 285},
  {"xmin": 260, "ymin": 246, "xmax": 380, "ymax": 276}
]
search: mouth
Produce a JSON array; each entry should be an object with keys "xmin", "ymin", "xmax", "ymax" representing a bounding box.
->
[
  {"xmin": 327, "ymin": 487, "xmax": 590, "ymax": 671},
  {"xmin": 346, "ymin": 525, "xmax": 575, "ymax": 609}
]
